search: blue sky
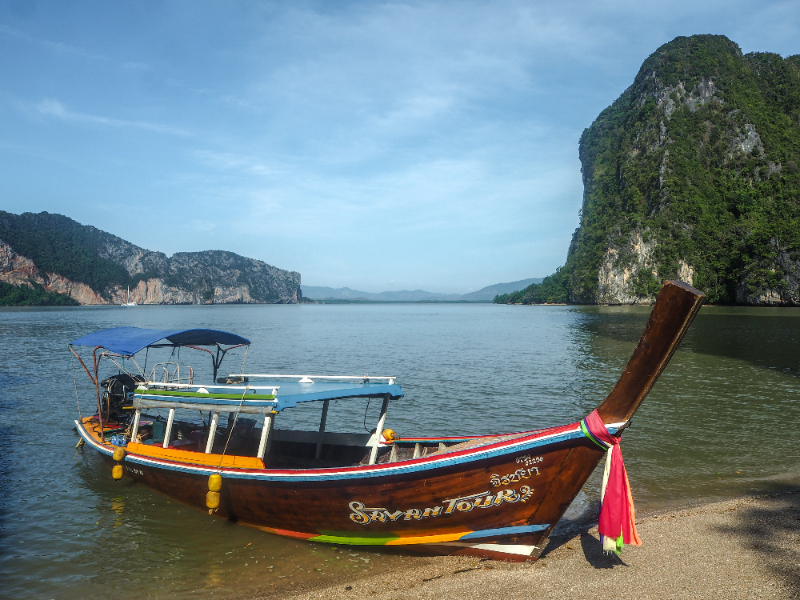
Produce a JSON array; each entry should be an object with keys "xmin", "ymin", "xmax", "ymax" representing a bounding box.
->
[{"xmin": 1, "ymin": 1, "xmax": 798, "ymax": 293}]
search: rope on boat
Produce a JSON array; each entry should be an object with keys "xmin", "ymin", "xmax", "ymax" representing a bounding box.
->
[
  {"xmin": 216, "ymin": 384, "xmax": 252, "ymax": 470},
  {"xmin": 362, "ymin": 397, "xmax": 372, "ymax": 432},
  {"xmin": 205, "ymin": 384, "xmax": 252, "ymax": 512},
  {"xmin": 580, "ymin": 409, "xmax": 642, "ymax": 555},
  {"xmin": 239, "ymin": 345, "xmax": 249, "ymax": 375}
]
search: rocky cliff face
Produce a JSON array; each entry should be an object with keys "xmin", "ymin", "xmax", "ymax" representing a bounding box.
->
[
  {"xmin": 596, "ymin": 230, "xmax": 658, "ymax": 304},
  {"xmin": 564, "ymin": 35, "xmax": 800, "ymax": 305},
  {"xmin": 0, "ymin": 213, "xmax": 300, "ymax": 305},
  {"xmin": 0, "ymin": 240, "xmax": 107, "ymax": 304},
  {"xmin": 104, "ymin": 249, "xmax": 301, "ymax": 305}
]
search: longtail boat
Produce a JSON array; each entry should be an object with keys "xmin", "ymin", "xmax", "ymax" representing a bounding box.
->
[{"xmin": 71, "ymin": 280, "xmax": 703, "ymax": 561}]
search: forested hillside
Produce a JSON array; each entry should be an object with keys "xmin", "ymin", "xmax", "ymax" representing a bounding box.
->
[
  {"xmin": 0, "ymin": 211, "xmax": 133, "ymax": 296},
  {"xmin": 0, "ymin": 281, "xmax": 78, "ymax": 306}
]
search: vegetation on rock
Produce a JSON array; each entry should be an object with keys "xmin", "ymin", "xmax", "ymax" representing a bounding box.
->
[
  {"xmin": 0, "ymin": 211, "xmax": 133, "ymax": 296},
  {"xmin": 0, "ymin": 281, "xmax": 79, "ymax": 306},
  {"xmin": 493, "ymin": 269, "xmax": 569, "ymax": 304}
]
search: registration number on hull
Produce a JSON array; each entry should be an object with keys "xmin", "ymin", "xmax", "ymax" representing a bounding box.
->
[{"xmin": 349, "ymin": 485, "xmax": 534, "ymax": 525}]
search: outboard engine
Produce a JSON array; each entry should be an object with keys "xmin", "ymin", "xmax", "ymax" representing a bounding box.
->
[{"xmin": 100, "ymin": 373, "xmax": 144, "ymax": 422}]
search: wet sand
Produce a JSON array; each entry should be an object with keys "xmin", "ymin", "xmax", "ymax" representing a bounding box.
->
[{"xmin": 266, "ymin": 491, "xmax": 800, "ymax": 600}]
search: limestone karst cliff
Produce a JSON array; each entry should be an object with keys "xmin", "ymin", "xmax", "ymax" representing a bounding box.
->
[
  {"xmin": 0, "ymin": 211, "xmax": 300, "ymax": 305},
  {"xmin": 566, "ymin": 34, "xmax": 800, "ymax": 305},
  {"xmin": 499, "ymin": 35, "xmax": 800, "ymax": 306}
]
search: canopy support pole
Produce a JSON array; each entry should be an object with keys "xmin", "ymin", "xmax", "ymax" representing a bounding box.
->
[
  {"xmin": 315, "ymin": 400, "xmax": 330, "ymax": 460},
  {"xmin": 93, "ymin": 347, "xmax": 103, "ymax": 440},
  {"xmin": 130, "ymin": 409, "xmax": 141, "ymax": 442},
  {"xmin": 163, "ymin": 408, "xmax": 175, "ymax": 449},
  {"xmin": 368, "ymin": 394, "xmax": 390, "ymax": 465},
  {"xmin": 214, "ymin": 346, "xmax": 221, "ymax": 382},
  {"xmin": 257, "ymin": 413, "xmax": 274, "ymax": 460},
  {"xmin": 205, "ymin": 412, "xmax": 219, "ymax": 453},
  {"xmin": 69, "ymin": 346, "xmax": 96, "ymax": 385}
]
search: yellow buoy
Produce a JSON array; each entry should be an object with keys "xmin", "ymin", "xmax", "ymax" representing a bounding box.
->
[
  {"xmin": 112, "ymin": 464, "xmax": 124, "ymax": 480},
  {"xmin": 112, "ymin": 447, "xmax": 126, "ymax": 462},
  {"xmin": 206, "ymin": 491, "xmax": 220, "ymax": 509},
  {"xmin": 382, "ymin": 428, "xmax": 396, "ymax": 442},
  {"xmin": 208, "ymin": 473, "xmax": 222, "ymax": 492}
]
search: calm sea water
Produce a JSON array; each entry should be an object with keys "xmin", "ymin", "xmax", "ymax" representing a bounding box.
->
[{"xmin": 1, "ymin": 303, "xmax": 800, "ymax": 598}]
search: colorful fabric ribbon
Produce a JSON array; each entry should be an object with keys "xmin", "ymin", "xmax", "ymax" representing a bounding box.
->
[{"xmin": 580, "ymin": 409, "xmax": 642, "ymax": 554}]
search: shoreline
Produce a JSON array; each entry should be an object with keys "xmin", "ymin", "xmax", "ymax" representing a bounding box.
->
[{"xmin": 255, "ymin": 489, "xmax": 800, "ymax": 600}]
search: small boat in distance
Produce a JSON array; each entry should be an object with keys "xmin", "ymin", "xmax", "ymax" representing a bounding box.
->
[
  {"xmin": 122, "ymin": 286, "xmax": 137, "ymax": 307},
  {"xmin": 70, "ymin": 281, "xmax": 704, "ymax": 561}
]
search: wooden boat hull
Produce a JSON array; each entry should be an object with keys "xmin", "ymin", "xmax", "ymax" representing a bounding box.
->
[
  {"xmin": 77, "ymin": 417, "xmax": 607, "ymax": 560},
  {"xmin": 75, "ymin": 280, "xmax": 705, "ymax": 561}
]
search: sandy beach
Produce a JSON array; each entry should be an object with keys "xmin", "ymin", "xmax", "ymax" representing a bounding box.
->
[{"xmin": 265, "ymin": 491, "xmax": 800, "ymax": 600}]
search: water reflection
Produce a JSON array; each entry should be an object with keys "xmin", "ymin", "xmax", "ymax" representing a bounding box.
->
[
  {"xmin": 571, "ymin": 306, "xmax": 800, "ymax": 510},
  {"xmin": 579, "ymin": 306, "xmax": 800, "ymax": 375}
]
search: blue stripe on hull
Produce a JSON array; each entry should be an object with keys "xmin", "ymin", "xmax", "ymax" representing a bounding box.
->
[{"xmin": 461, "ymin": 524, "xmax": 550, "ymax": 540}]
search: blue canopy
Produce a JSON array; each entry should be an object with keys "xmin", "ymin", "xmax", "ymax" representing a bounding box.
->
[
  {"xmin": 70, "ymin": 327, "xmax": 250, "ymax": 357},
  {"xmin": 272, "ymin": 381, "xmax": 404, "ymax": 411}
]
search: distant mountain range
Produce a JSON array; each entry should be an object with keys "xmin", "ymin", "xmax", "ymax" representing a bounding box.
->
[
  {"xmin": 301, "ymin": 278, "xmax": 543, "ymax": 302},
  {"xmin": 0, "ymin": 210, "xmax": 541, "ymax": 307}
]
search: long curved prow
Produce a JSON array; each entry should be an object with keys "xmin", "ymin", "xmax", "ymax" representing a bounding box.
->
[{"xmin": 596, "ymin": 280, "xmax": 704, "ymax": 425}]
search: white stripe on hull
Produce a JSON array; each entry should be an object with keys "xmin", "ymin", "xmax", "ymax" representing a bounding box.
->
[{"xmin": 442, "ymin": 541, "xmax": 540, "ymax": 557}]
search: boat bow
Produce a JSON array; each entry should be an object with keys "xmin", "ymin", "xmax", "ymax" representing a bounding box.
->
[{"xmin": 597, "ymin": 280, "xmax": 704, "ymax": 425}]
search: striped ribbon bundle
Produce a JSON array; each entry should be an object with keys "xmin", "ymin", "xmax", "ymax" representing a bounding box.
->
[{"xmin": 580, "ymin": 409, "xmax": 642, "ymax": 554}]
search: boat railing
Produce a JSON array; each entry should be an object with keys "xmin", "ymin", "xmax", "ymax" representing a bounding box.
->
[
  {"xmin": 235, "ymin": 373, "xmax": 396, "ymax": 385},
  {"xmin": 137, "ymin": 381, "xmax": 280, "ymax": 393},
  {"xmin": 147, "ymin": 362, "xmax": 193, "ymax": 387}
]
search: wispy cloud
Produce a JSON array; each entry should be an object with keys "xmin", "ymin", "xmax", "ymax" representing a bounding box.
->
[
  {"xmin": 192, "ymin": 150, "xmax": 276, "ymax": 175},
  {"xmin": 0, "ymin": 23, "xmax": 108, "ymax": 61},
  {"xmin": 34, "ymin": 99, "xmax": 189, "ymax": 136}
]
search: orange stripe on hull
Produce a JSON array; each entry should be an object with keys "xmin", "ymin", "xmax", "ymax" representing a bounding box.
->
[{"xmin": 126, "ymin": 442, "xmax": 265, "ymax": 469}]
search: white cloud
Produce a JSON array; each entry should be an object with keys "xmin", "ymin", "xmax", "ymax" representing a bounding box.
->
[
  {"xmin": 192, "ymin": 150, "xmax": 277, "ymax": 175},
  {"xmin": 34, "ymin": 99, "xmax": 189, "ymax": 136}
]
